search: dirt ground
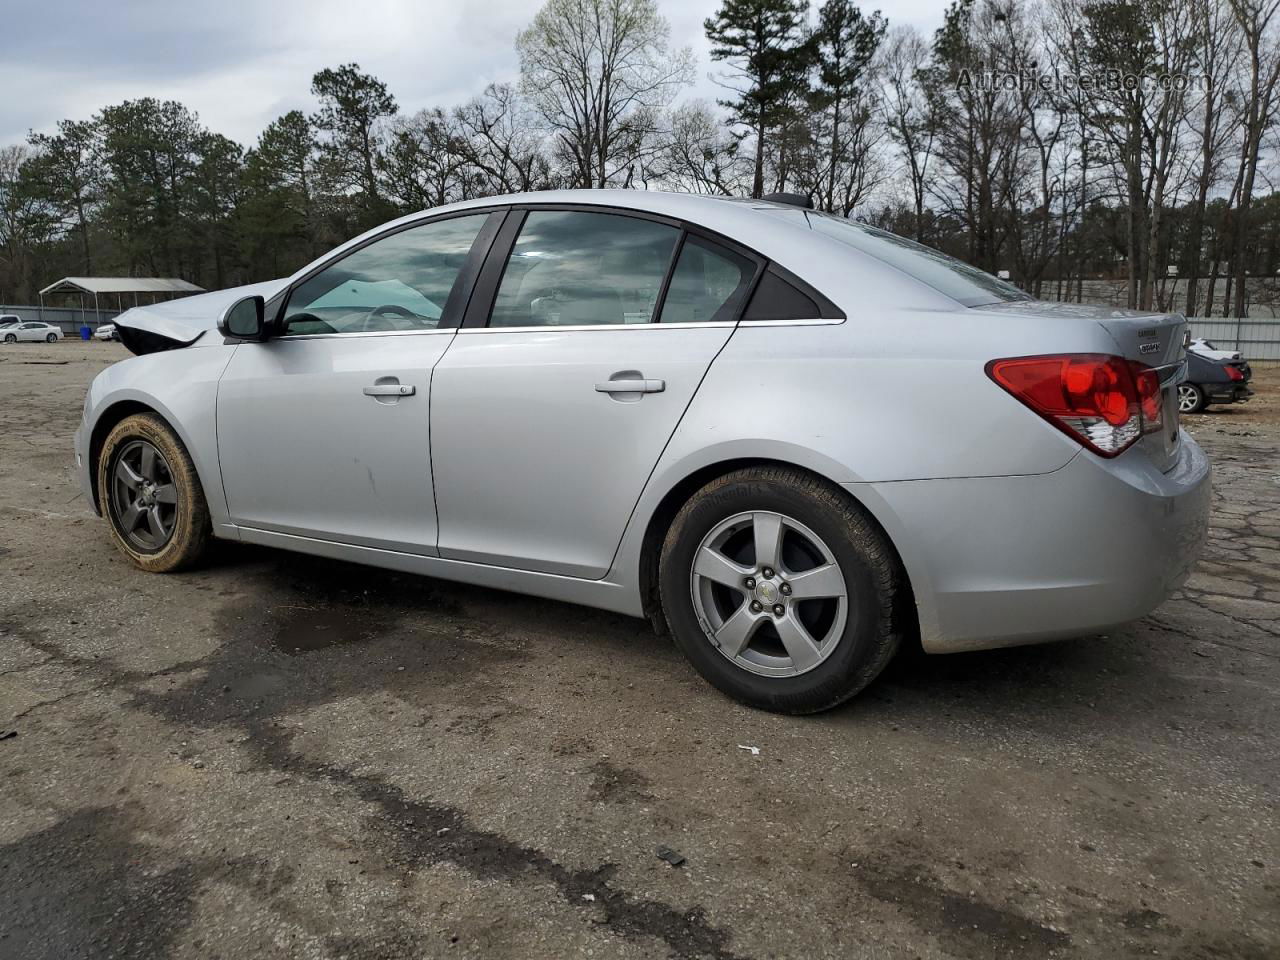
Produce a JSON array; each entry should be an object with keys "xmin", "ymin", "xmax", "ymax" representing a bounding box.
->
[{"xmin": 1, "ymin": 340, "xmax": 1277, "ymax": 960}]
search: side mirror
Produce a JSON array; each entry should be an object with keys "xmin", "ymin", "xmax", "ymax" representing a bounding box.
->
[{"xmin": 218, "ymin": 295, "xmax": 267, "ymax": 341}]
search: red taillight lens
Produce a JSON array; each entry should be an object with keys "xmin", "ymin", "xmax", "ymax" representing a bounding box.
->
[
  {"xmin": 986, "ymin": 354, "xmax": 1156, "ymax": 457},
  {"xmin": 1225, "ymin": 364, "xmax": 1244, "ymax": 381}
]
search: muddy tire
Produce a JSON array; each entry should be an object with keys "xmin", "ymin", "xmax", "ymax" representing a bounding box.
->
[
  {"xmin": 659, "ymin": 466, "xmax": 902, "ymax": 714},
  {"xmin": 96, "ymin": 413, "xmax": 210, "ymax": 572}
]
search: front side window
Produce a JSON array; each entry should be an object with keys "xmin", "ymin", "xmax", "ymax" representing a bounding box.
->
[
  {"xmin": 489, "ymin": 211, "xmax": 679, "ymax": 327},
  {"xmin": 282, "ymin": 213, "xmax": 490, "ymax": 336},
  {"xmin": 658, "ymin": 235, "xmax": 756, "ymax": 324},
  {"xmin": 807, "ymin": 212, "xmax": 1029, "ymax": 308}
]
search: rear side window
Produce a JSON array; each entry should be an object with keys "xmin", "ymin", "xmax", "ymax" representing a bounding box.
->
[
  {"xmin": 808, "ymin": 212, "xmax": 1028, "ymax": 307},
  {"xmin": 489, "ymin": 210, "xmax": 678, "ymax": 327},
  {"xmin": 658, "ymin": 235, "xmax": 757, "ymax": 324}
]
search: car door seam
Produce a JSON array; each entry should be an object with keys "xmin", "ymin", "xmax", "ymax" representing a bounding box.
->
[{"xmin": 599, "ymin": 321, "xmax": 744, "ymax": 581}]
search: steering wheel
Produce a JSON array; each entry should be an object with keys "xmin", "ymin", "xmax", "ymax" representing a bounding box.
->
[{"xmin": 359, "ymin": 303, "xmax": 422, "ymax": 332}]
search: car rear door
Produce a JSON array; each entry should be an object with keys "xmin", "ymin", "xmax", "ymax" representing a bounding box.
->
[
  {"xmin": 430, "ymin": 207, "xmax": 762, "ymax": 579},
  {"xmin": 216, "ymin": 210, "xmax": 501, "ymax": 554}
]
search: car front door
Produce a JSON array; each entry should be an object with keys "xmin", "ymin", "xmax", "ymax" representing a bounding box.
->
[
  {"xmin": 430, "ymin": 208, "xmax": 761, "ymax": 579},
  {"xmin": 216, "ymin": 211, "xmax": 500, "ymax": 554}
]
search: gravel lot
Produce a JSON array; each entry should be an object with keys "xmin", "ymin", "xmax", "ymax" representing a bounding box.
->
[{"xmin": 1, "ymin": 340, "xmax": 1277, "ymax": 960}]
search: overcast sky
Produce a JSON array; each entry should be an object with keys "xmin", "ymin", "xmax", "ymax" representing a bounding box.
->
[{"xmin": 1, "ymin": 0, "xmax": 947, "ymax": 148}]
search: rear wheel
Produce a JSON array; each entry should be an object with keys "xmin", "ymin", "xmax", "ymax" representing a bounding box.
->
[
  {"xmin": 1178, "ymin": 383, "xmax": 1206, "ymax": 414},
  {"xmin": 97, "ymin": 413, "xmax": 210, "ymax": 572},
  {"xmin": 45, "ymin": 332, "xmax": 57, "ymax": 343},
  {"xmin": 659, "ymin": 466, "xmax": 902, "ymax": 714}
]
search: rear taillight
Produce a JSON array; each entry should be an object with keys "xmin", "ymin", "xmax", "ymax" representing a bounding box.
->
[
  {"xmin": 1225, "ymin": 364, "xmax": 1245, "ymax": 381},
  {"xmin": 986, "ymin": 354, "xmax": 1162, "ymax": 457}
]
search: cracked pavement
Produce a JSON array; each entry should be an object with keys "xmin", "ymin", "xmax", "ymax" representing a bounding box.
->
[{"xmin": 1, "ymin": 341, "xmax": 1277, "ymax": 959}]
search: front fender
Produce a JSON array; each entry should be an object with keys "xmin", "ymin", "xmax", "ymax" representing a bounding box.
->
[{"xmin": 83, "ymin": 346, "xmax": 239, "ymax": 534}]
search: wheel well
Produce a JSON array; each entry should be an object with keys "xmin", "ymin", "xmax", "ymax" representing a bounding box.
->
[
  {"xmin": 88, "ymin": 400, "xmax": 161, "ymax": 512},
  {"xmin": 636, "ymin": 458, "xmax": 919, "ymax": 645}
]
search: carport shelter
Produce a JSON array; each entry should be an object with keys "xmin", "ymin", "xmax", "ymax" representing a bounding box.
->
[{"xmin": 39, "ymin": 277, "xmax": 205, "ymax": 327}]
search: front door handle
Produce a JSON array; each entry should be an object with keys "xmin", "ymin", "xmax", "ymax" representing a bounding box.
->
[
  {"xmin": 595, "ymin": 378, "xmax": 665, "ymax": 394},
  {"xmin": 363, "ymin": 383, "xmax": 415, "ymax": 397}
]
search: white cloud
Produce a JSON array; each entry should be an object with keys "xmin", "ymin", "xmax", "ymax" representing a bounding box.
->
[{"xmin": 2, "ymin": 0, "xmax": 949, "ymax": 146}]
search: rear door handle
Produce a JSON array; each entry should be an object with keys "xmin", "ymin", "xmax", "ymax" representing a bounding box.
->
[
  {"xmin": 363, "ymin": 384, "xmax": 416, "ymax": 397},
  {"xmin": 595, "ymin": 379, "xmax": 665, "ymax": 394}
]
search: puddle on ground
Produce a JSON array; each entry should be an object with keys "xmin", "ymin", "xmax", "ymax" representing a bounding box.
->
[{"xmin": 271, "ymin": 604, "xmax": 389, "ymax": 655}]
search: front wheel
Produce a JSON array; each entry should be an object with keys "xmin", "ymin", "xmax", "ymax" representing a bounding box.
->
[
  {"xmin": 45, "ymin": 332, "xmax": 57, "ymax": 343},
  {"xmin": 659, "ymin": 467, "xmax": 903, "ymax": 714},
  {"xmin": 96, "ymin": 413, "xmax": 211, "ymax": 572},
  {"xmin": 1178, "ymin": 383, "xmax": 1206, "ymax": 414},
  {"xmin": 3, "ymin": 334, "xmax": 14, "ymax": 344}
]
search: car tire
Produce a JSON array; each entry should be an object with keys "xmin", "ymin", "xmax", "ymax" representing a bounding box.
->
[
  {"xmin": 1178, "ymin": 383, "xmax": 1206, "ymax": 414},
  {"xmin": 96, "ymin": 413, "xmax": 211, "ymax": 573},
  {"xmin": 3, "ymin": 334, "xmax": 14, "ymax": 344},
  {"xmin": 45, "ymin": 333, "xmax": 57, "ymax": 343},
  {"xmin": 659, "ymin": 466, "xmax": 902, "ymax": 714}
]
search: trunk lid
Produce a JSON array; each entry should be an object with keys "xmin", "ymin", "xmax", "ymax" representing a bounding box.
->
[{"xmin": 1092, "ymin": 310, "xmax": 1186, "ymax": 472}]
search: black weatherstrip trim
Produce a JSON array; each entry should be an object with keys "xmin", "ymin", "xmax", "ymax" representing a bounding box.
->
[
  {"xmin": 462, "ymin": 209, "xmax": 526, "ymax": 328},
  {"xmin": 649, "ymin": 231, "xmax": 687, "ymax": 325},
  {"xmin": 441, "ymin": 210, "xmax": 508, "ymax": 330}
]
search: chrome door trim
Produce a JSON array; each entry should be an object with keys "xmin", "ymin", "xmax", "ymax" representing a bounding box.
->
[
  {"xmin": 739, "ymin": 317, "xmax": 847, "ymax": 327},
  {"xmin": 275, "ymin": 328, "xmax": 459, "ymax": 342},
  {"xmin": 453, "ymin": 322, "xmax": 735, "ymax": 334}
]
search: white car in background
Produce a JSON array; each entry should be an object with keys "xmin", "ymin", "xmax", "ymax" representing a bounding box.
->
[
  {"xmin": 95, "ymin": 323, "xmax": 119, "ymax": 341},
  {"xmin": 1188, "ymin": 338, "xmax": 1242, "ymax": 362},
  {"xmin": 2, "ymin": 321, "xmax": 61, "ymax": 343}
]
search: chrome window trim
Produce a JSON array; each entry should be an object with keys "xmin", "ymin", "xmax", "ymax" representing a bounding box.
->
[
  {"xmin": 739, "ymin": 317, "xmax": 846, "ymax": 327},
  {"xmin": 455, "ymin": 321, "xmax": 737, "ymax": 335},
  {"xmin": 272, "ymin": 327, "xmax": 458, "ymax": 342}
]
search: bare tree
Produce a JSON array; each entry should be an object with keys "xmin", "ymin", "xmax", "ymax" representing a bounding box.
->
[
  {"xmin": 649, "ymin": 100, "xmax": 751, "ymax": 194},
  {"xmin": 517, "ymin": 0, "xmax": 693, "ymax": 188},
  {"xmin": 1227, "ymin": 0, "xmax": 1280, "ymax": 316},
  {"xmin": 453, "ymin": 84, "xmax": 555, "ymax": 195},
  {"xmin": 881, "ymin": 26, "xmax": 934, "ymax": 240}
]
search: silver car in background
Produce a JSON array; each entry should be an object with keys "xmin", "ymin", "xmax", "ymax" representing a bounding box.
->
[{"xmin": 73, "ymin": 190, "xmax": 1210, "ymax": 713}]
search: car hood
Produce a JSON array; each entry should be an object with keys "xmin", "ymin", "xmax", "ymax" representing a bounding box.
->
[{"xmin": 114, "ymin": 279, "xmax": 288, "ymax": 354}]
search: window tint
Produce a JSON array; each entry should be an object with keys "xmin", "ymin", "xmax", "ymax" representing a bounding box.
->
[
  {"xmin": 743, "ymin": 270, "xmax": 820, "ymax": 322},
  {"xmin": 489, "ymin": 211, "xmax": 678, "ymax": 327},
  {"xmin": 658, "ymin": 235, "xmax": 756, "ymax": 324},
  {"xmin": 282, "ymin": 213, "xmax": 489, "ymax": 336},
  {"xmin": 807, "ymin": 212, "xmax": 1029, "ymax": 307}
]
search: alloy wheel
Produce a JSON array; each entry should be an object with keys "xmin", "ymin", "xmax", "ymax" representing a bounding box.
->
[
  {"xmin": 689, "ymin": 510, "xmax": 848, "ymax": 678},
  {"xmin": 1177, "ymin": 384, "xmax": 1200, "ymax": 413},
  {"xmin": 108, "ymin": 439, "xmax": 178, "ymax": 552}
]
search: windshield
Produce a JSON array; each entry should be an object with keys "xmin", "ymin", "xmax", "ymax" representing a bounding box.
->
[{"xmin": 806, "ymin": 213, "xmax": 1030, "ymax": 308}]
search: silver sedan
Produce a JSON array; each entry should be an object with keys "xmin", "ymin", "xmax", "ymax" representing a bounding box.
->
[{"xmin": 73, "ymin": 190, "xmax": 1210, "ymax": 713}]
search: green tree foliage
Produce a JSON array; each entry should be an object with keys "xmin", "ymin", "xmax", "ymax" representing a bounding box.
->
[
  {"xmin": 310, "ymin": 63, "xmax": 398, "ymax": 231},
  {"xmin": 705, "ymin": 0, "xmax": 815, "ymax": 197}
]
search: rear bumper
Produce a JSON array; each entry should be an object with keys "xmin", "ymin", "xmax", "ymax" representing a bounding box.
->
[
  {"xmin": 857, "ymin": 435, "xmax": 1212, "ymax": 654},
  {"xmin": 1203, "ymin": 382, "xmax": 1253, "ymax": 404}
]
